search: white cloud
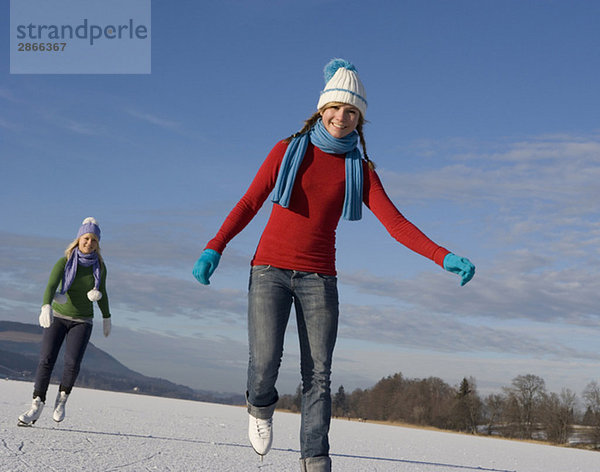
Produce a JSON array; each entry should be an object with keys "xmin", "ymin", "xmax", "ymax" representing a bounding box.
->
[
  {"xmin": 0, "ymin": 88, "xmax": 19, "ymax": 102},
  {"xmin": 126, "ymin": 109, "xmax": 182, "ymax": 130},
  {"xmin": 380, "ymin": 133, "xmax": 600, "ymax": 210},
  {"xmin": 0, "ymin": 116, "xmax": 21, "ymax": 132}
]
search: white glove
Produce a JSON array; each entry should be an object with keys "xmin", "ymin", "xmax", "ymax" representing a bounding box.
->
[
  {"xmin": 39, "ymin": 304, "xmax": 53, "ymax": 328},
  {"xmin": 103, "ymin": 317, "xmax": 111, "ymax": 337}
]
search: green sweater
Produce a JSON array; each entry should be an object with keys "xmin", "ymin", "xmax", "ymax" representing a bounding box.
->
[{"xmin": 43, "ymin": 256, "xmax": 111, "ymax": 320}]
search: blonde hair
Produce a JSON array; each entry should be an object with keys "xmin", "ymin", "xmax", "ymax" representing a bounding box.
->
[
  {"xmin": 284, "ymin": 102, "xmax": 375, "ymax": 170},
  {"xmin": 65, "ymin": 233, "xmax": 104, "ymax": 266}
]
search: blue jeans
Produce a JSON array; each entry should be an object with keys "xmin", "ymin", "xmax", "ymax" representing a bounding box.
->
[
  {"xmin": 34, "ymin": 316, "xmax": 93, "ymax": 401},
  {"xmin": 246, "ymin": 265, "xmax": 339, "ymax": 459}
]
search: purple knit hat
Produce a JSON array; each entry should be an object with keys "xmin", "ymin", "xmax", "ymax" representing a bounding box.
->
[{"xmin": 77, "ymin": 217, "xmax": 101, "ymax": 241}]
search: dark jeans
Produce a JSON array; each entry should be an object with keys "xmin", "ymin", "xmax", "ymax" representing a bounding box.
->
[
  {"xmin": 33, "ymin": 316, "xmax": 93, "ymax": 401},
  {"xmin": 246, "ymin": 265, "xmax": 339, "ymax": 459}
]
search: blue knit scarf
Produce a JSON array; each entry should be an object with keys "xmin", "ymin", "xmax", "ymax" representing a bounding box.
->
[
  {"xmin": 60, "ymin": 249, "xmax": 101, "ymax": 295},
  {"xmin": 272, "ymin": 119, "xmax": 363, "ymax": 221}
]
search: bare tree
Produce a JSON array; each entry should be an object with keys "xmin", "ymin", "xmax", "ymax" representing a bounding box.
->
[
  {"xmin": 348, "ymin": 387, "xmax": 368, "ymax": 421},
  {"xmin": 541, "ymin": 389, "xmax": 576, "ymax": 444},
  {"xmin": 483, "ymin": 393, "xmax": 505, "ymax": 435},
  {"xmin": 503, "ymin": 374, "xmax": 546, "ymax": 439},
  {"xmin": 583, "ymin": 381, "xmax": 600, "ymax": 448}
]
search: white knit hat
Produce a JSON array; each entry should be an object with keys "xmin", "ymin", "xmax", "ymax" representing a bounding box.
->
[{"xmin": 317, "ymin": 58, "xmax": 367, "ymax": 118}]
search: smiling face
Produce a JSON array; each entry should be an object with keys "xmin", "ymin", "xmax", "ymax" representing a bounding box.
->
[
  {"xmin": 78, "ymin": 233, "xmax": 99, "ymax": 254},
  {"xmin": 320, "ymin": 103, "xmax": 361, "ymax": 139}
]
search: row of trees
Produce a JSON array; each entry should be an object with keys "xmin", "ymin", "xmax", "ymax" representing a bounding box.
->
[{"xmin": 277, "ymin": 373, "xmax": 600, "ymax": 448}]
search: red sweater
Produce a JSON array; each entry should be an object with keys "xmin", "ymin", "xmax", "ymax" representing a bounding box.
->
[{"xmin": 206, "ymin": 140, "xmax": 449, "ymax": 276}]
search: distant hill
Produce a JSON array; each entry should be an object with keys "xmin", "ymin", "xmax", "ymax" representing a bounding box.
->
[{"xmin": 0, "ymin": 321, "xmax": 244, "ymax": 405}]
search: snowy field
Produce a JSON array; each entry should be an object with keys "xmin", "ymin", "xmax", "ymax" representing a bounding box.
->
[{"xmin": 1, "ymin": 379, "xmax": 598, "ymax": 471}]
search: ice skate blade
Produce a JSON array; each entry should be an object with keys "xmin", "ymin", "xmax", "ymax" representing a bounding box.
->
[{"xmin": 17, "ymin": 420, "xmax": 34, "ymax": 427}]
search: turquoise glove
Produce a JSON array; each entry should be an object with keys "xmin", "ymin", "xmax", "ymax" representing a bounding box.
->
[
  {"xmin": 443, "ymin": 253, "xmax": 475, "ymax": 286},
  {"xmin": 193, "ymin": 249, "xmax": 221, "ymax": 285}
]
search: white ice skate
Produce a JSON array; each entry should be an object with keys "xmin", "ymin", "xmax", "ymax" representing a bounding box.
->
[
  {"xmin": 248, "ymin": 413, "xmax": 273, "ymax": 458},
  {"xmin": 53, "ymin": 391, "xmax": 69, "ymax": 422},
  {"xmin": 18, "ymin": 397, "xmax": 44, "ymax": 426}
]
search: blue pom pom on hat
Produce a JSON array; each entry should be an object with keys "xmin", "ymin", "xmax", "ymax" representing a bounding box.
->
[
  {"xmin": 317, "ymin": 58, "xmax": 367, "ymax": 117},
  {"xmin": 323, "ymin": 58, "xmax": 357, "ymax": 82}
]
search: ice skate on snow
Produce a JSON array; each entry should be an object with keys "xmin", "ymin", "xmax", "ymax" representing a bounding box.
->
[
  {"xmin": 248, "ymin": 413, "xmax": 273, "ymax": 460},
  {"xmin": 53, "ymin": 391, "xmax": 69, "ymax": 422},
  {"xmin": 18, "ymin": 396, "xmax": 44, "ymax": 426}
]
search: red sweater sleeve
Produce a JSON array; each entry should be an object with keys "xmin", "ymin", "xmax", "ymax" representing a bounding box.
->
[
  {"xmin": 363, "ymin": 165, "xmax": 449, "ymax": 267},
  {"xmin": 204, "ymin": 141, "xmax": 286, "ymax": 254}
]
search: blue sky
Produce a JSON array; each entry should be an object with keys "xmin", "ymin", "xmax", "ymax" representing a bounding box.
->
[{"xmin": 2, "ymin": 0, "xmax": 600, "ymax": 398}]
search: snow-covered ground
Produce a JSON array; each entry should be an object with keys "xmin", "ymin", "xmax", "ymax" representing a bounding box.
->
[{"xmin": 1, "ymin": 379, "xmax": 598, "ymax": 471}]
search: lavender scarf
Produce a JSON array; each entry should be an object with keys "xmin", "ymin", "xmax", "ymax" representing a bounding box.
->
[{"xmin": 60, "ymin": 249, "xmax": 101, "ymax": 296}]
